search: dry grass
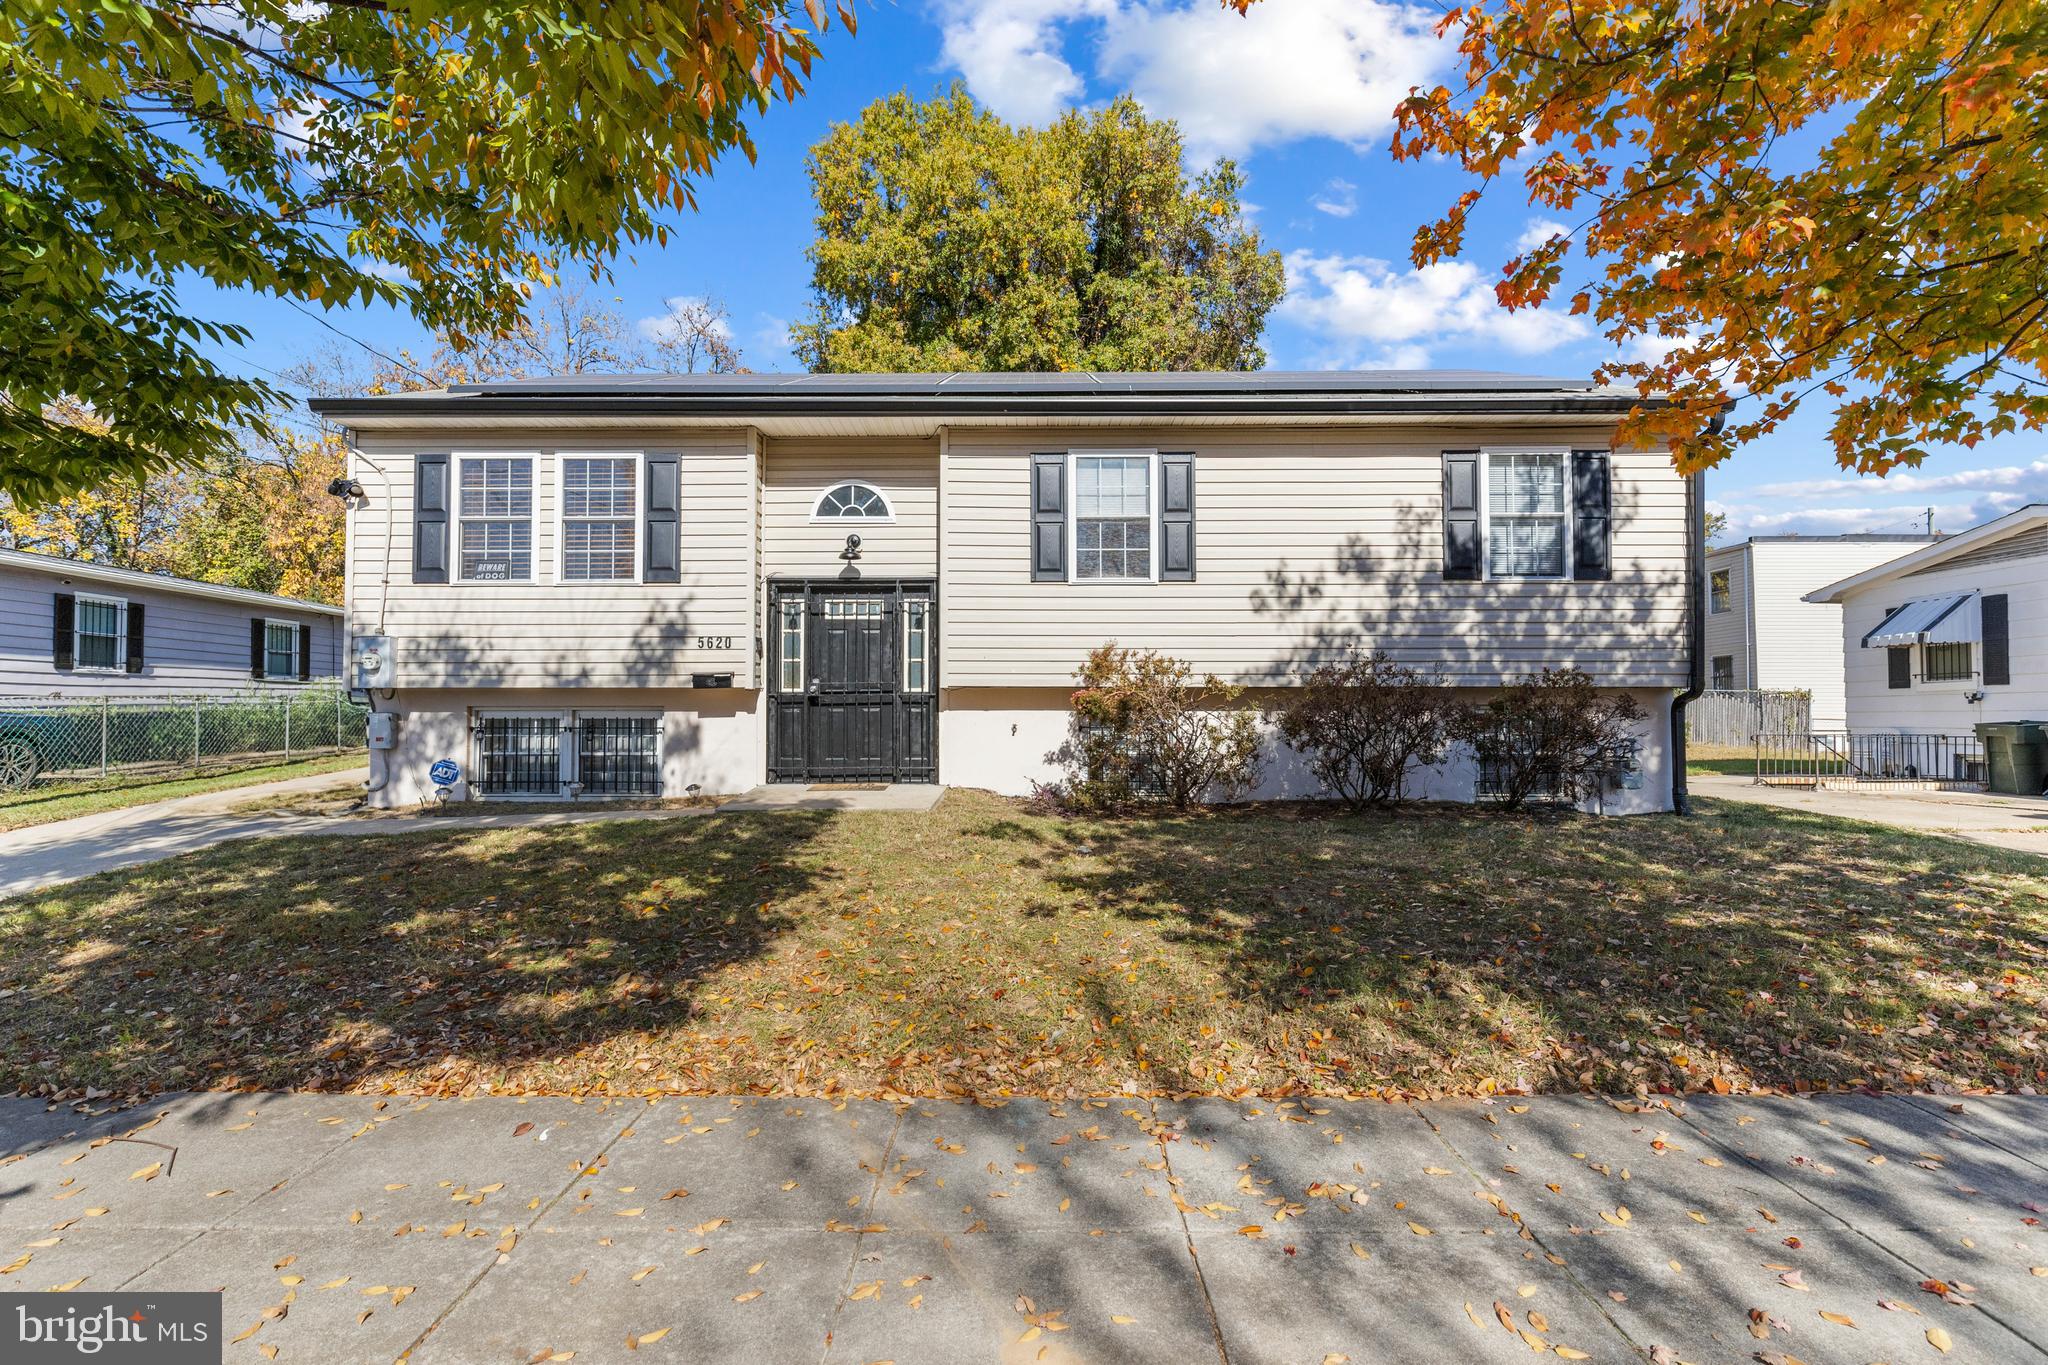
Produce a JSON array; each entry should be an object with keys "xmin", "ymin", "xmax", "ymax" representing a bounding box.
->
[{"xmin": 3, "ymin": 790, "xmax": 2043, "ymax": 1102}]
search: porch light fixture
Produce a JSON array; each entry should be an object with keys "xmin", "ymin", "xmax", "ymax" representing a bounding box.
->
[{"xmin": 840, "ymin": 533, "xmax": 863, "ymax": 561}]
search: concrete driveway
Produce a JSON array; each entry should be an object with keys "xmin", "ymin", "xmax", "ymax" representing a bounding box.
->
[
  {"xmin": 1694, "ymin": 772, "xmax": 2048, "ymax": 857},
  {"xmin": 1, "ymin": 1090, "xmax": 2042, "ymax": 1363}
]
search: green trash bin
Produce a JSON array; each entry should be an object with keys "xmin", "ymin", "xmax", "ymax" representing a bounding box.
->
[{"xmin": 1974, "ymin": 721, "xmax": 2048, "ymax": 794}]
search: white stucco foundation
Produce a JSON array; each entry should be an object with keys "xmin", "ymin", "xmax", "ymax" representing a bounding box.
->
[
  {"xmin": 368, "ymin": 683, "xmax": 1677, "ymax": 814},
  {"xmin": 938, "ymin": 685, "xmax": 1678, "ymax": 814},
  {"xmin": 365, "ymin": 687, "xmax": 762, "ymax": 807}
]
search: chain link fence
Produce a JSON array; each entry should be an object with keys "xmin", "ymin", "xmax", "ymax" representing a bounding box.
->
[{"xmin": 0, "ymin": 684, "xmax": 369, "ymax": 791}]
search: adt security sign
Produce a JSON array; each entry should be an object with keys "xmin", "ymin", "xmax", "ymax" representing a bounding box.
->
[{"xmin": 429, "ymin": 758, "xmax": 461, "ymax": 788}]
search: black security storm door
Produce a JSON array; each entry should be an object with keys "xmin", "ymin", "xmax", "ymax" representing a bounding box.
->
[{"xmin": 767, "ymin": 580, "xmax": 935, "ymax": 783}]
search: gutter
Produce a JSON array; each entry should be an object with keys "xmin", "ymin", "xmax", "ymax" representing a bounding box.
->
[
  {"xmin": 308, "ymin": 391, "xmax": 1661, "ymax": 422},
  {"xmin": 1670, "ymin": 417, "xmax": 1722, "ymax": 815}
]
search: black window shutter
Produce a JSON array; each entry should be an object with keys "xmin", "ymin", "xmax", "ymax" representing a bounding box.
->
[
  {"xmin": 414, "ymin": 453, "xmax": 449, "ymax": 583},
  {"xmin": 125, "ymin": 602, "xmax": 145, "ymax": 674},
  {"xmin": 1887, "ymin": 645, "xmax": 1912, "ymax": 689},
  {"xmin": 1442, "ymin": 451, "xmax": 1481, "ymax": 581},
  {"xmin": 52, "ymin": 593, "xmax": 75, "ymax": 670},
  {"xmin": 1159, "ymin": 452, "xmax": 1195, "ymax": 582},
  {"xmin": 1571, "ymin": 450, "xmax": 1612, "ymax": 581},
  {"xmin": 251, "ymin": 618, "xmax": 267, "ymax": 679},
  {"xmin": 1031, "ymin": 453, "xmax": 1066, "ymax": 581},
  {"xmin": 1982, "ymin": 593, "xmax": 2010, "ymax": 685},
  {"xmin": 298, "ymin": 622, "xmax": 313, "ymax": 681},
  {"xmin": 645, "ymin": 451, "xmax": 682, "ymax": 584}
]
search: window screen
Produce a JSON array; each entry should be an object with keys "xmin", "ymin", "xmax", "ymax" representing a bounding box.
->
[
  {"xmin": 1487, "ymin": 452, "xmax": 1567, "ymax": 578},
  {"xmin": 458, "ymin": 457, "xmax": 534, "ymax": 580},
  {"xmin": 1075, "ymin": 455, "xmax": 1151, "ymax": 580},
  {"xmin": 562, "ymin": 457, "xmax": 637, "ymax": 580}
]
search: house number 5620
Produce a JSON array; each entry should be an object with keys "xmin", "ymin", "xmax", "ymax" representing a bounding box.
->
[{"xmin": 696, "ymin": 635, "xmax": 733, "ymax": 650}]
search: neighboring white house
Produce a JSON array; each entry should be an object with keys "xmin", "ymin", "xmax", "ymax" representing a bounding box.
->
[
  {"xmin": 1704, "ymin": 534, "xmax": 1937, "ymax": 727},
  {"xmin": 0, "ymin": 548, "xmax": 343, "ymax": 695},
  {"xmin": 309, "ymin": 371, "xmax": 1700, "ymax": 812},
  {"xmin": 1807, "ymin": 504, "xmax": 2048, "ymax": 736}
]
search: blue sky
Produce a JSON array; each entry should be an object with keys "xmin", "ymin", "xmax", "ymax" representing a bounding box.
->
[{"xmin": 188, "ymin": 0, "xmax": 2048, "ymax": 543}]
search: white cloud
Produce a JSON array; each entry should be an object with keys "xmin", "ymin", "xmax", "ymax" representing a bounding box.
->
[
  {"xmin": 636, "ymin": 296, "xmax": 735, "ymax": 346},
  {"xmin": 1712, "ymin": 456, "xmax": 2048, "ymax": 540},
  {"xmin": 931, "ymin": 0, "xmax": 1117, "ymax": 127},
  {"xmin": 1277, "ymin": 249, "xmax": 1591, "ymax": 367},
  {"xmin": 930, "ymin": 0, "xmax": 1450, "ymax": 158},
  {"xmin": 1514, "ymin": 218, "xmax": 1569, "ymax": 252},
  {"xmin": 1311, "ymin": 179, "xmax": 1358, "ymax": 218}
]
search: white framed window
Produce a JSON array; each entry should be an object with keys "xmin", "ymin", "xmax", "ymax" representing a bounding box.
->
[
  {"xmin": 263, "ymin": 618, "xmax": 302, "ymax": 680},
  {"xmin": 1709, "ymin": 568, "xmax": 1732, "ymax": 613},
  {"xmin": 457, "ymin": 455, "xmax": 535, "ymax": 581},
  {"xmin": 1484, "ymin": 450, "xmax": 1571, "ymax": 580},
  {"xmin": 559, "ymin": 455, "xmax": 639, "ymax": 582},
  {"xmin": 75, "ymin": 594, "xmax": 126, "ymax": 671},
  {"xmin": 1071, "ymin": 452, "xmax": 1155, "ymax": 582},
  {"xmin": 903, "ymin": 597, "xmax": 930, "ymax": 694},
  {"xmin": 778, "ymin": 597, "xmax": 805, "ymax": 694},
  {"xmin": 810, "ymin": 481, "xmax": 894, "ymax": 522}
]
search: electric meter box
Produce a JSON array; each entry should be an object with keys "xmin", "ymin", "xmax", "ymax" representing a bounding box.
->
[{"xmin": 352, "ymin": 634, "xmax": 396, "ymax": 690}]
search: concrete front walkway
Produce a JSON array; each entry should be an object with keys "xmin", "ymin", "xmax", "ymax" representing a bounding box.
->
[
  {"xmin": 2, "ymin": 1091, "xmax": 2042, "ymax": 1364},
  {"xmin": 0, "ymin": 775, "xmax": 945, "ymax": 901},
  {"xmin": 1694, "ymin": 772, "xmax": 2048, "ymax": 857}
]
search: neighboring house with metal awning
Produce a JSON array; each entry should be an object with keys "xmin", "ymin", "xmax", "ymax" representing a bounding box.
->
[{"xmin": 1807, "ymin": 505, "xmax": 2046, "ymax": 735}]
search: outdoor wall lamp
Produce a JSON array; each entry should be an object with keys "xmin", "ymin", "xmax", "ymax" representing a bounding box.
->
[{"xmin": 326, "ymin": 476, "xmax": 365, "ymax": 499}]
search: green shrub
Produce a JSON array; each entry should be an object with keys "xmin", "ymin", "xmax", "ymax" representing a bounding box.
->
[
  {"xmin": 1275, "ymin": 650, "xmax": 1457, "ymax": 807},
  {"xmin": 1057, "ymin": 645, "xmax": 1263, "ymax": 810},
  {"xmin": 1453, "ymin": 668, "xmax": 1645, "ymax": 810}
]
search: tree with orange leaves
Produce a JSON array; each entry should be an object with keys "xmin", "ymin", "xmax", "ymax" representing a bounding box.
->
[{"xmin": 1231, "ymin": 0, "xmax": 2048, "ymax": 475}]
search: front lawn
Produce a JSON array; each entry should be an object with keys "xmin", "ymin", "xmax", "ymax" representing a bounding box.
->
[
  {"xmin": 0, "ymin": 751, "xmax": 366, "ymax": 832},
  {"xmin": 3, "ymin": 791, "xmax": 2043, "ymax": 1101}
]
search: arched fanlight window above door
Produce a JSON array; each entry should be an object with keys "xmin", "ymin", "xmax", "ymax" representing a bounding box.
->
[{"xmin": 810, "ymin": 481, "xmax": 894, "ymax": 522}]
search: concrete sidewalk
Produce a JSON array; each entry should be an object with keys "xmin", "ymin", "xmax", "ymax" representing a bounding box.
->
[
  {"xmin": 2, "ymin": 1091, "xmax": 2042, "ymax": 1363},
  {"xmin": 1695, "ymin": 772, "xmax": 2048, "ymax": 857},
  {"xmin": 0, "ymin": 777, "xmax": 944, "ymax": 901}
]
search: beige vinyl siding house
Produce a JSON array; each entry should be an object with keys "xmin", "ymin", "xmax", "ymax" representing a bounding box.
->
[
  {"xmin": 313, "ymin": 372, "xmax": 1700, "ymax": 812},
  {"xmin": 1703, "ymin": 535, "xmax": 1937, "ymax": 726},
  {"xmin": 1809, "ymin": 506, "xmax": 2048, "ymax": 738}
]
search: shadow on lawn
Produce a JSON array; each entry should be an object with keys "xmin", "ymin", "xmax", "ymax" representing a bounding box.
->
[
  {"xmin": 966, "ymin": 800, "xmax": 2048, "ymax": 1095},
  {"xmin": 0, "ymin": 810, "xmax": 835, "ymax": 1095}
]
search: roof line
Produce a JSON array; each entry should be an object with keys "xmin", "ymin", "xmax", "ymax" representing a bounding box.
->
[
  {"xmin": 0, "ymin": 548, "xmax": 343, "ymax": 616},
  {"xmin": 1805, "ymin": 503, "xmax": 2048, "ymax": 603}
]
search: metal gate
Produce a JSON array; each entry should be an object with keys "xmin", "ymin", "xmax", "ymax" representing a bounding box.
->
[{"xmin": 766, "ymin": 580, "xmax": 935, "ymax": 783}]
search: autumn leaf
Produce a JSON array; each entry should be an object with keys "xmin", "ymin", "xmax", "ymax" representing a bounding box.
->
[{"xmin": 1928, "ymin": 1327, "xmax": 1953, "ymax": 1353}]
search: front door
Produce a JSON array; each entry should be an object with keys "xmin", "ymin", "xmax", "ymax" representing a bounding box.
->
[{"xmin": 767, "ymin": 581, "xmax": 935, "ymax": 783}]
